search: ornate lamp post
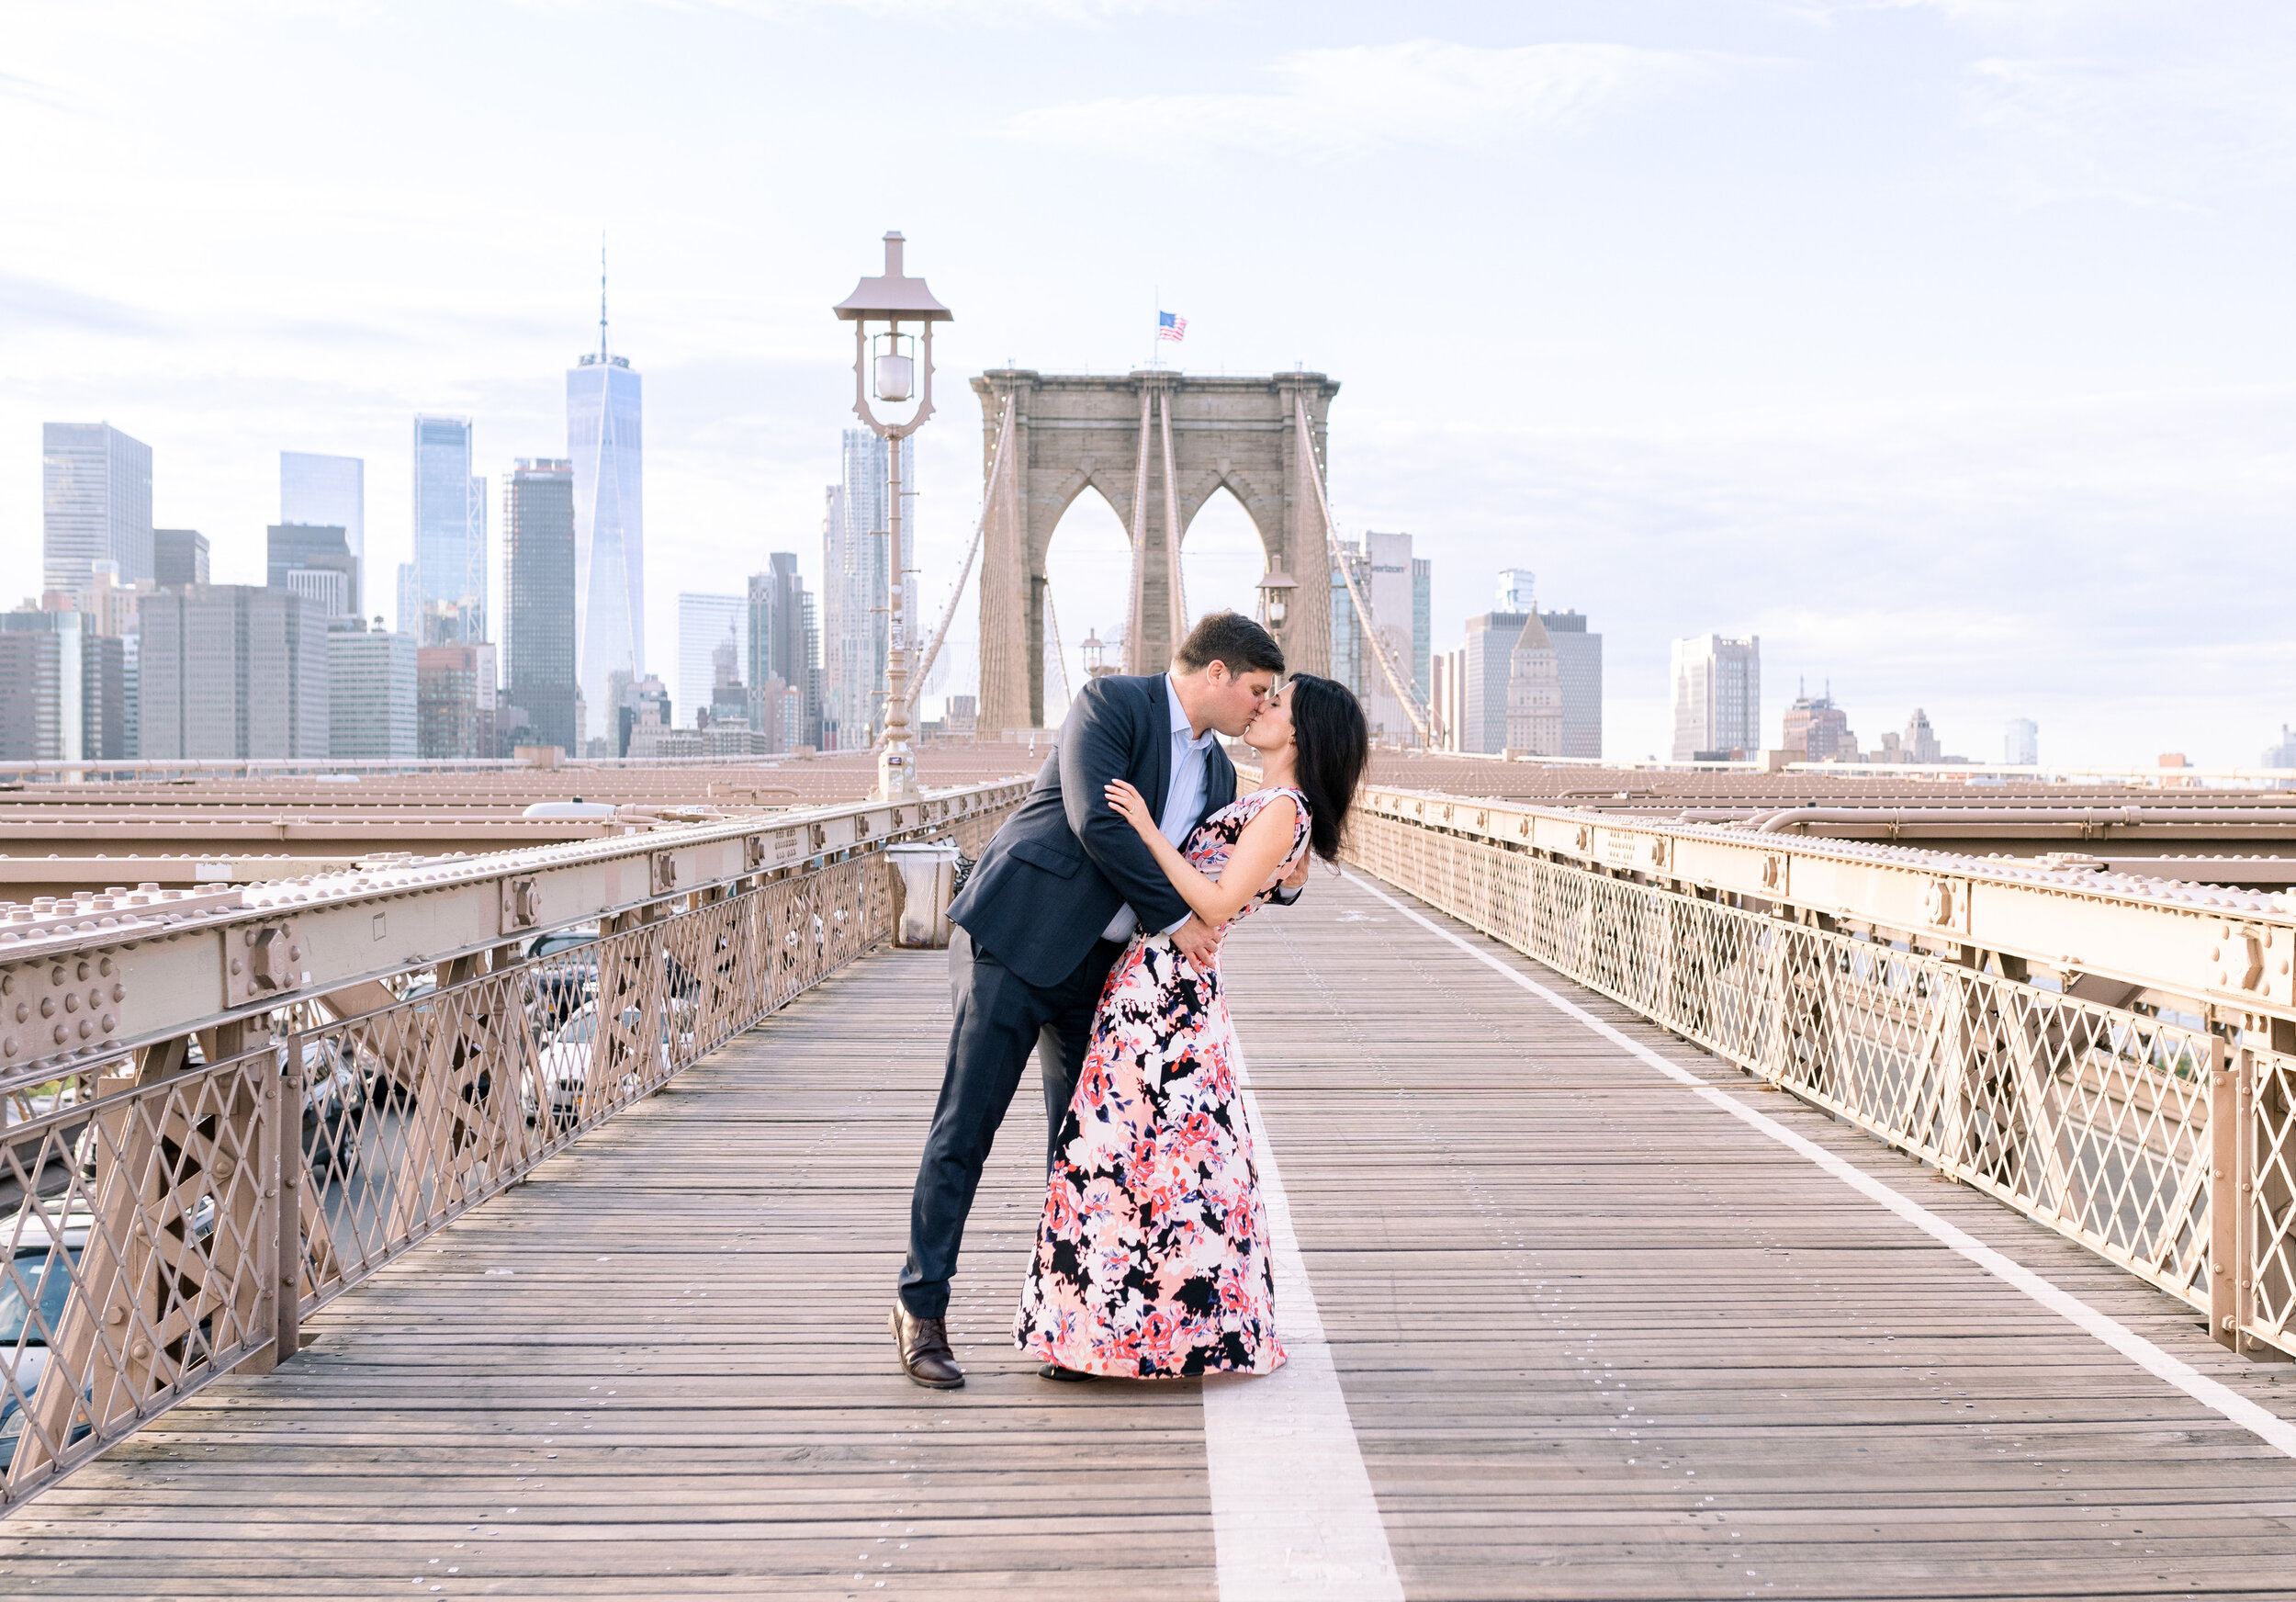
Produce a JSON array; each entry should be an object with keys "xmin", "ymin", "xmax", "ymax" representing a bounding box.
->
[
  {"xmin": 1255, "ymin": 570, "xmax": 1298, "ymax": 635},
  {"xmin": 834, "ymin": 231, "xmax": 951, "ymax": 802}
]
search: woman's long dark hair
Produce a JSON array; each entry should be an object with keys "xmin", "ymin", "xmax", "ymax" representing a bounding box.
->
[{"xmin": 1284, "ymin": 673, "xmax": 1368, "ymax": 861}]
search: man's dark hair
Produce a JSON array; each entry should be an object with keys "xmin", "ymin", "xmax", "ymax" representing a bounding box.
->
[
  {"xmin": 1286, "ymin": 673, "xmax": 1369, "ymax": 861},
  {"xmin": 1173, "ymin": 611, "xmax": 1284, "ymax": 677}
]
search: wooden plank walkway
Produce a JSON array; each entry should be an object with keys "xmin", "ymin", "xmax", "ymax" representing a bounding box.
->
[{"xmin": 7, "ymin": 868, "xmax": 2296, "ymax": 1598}]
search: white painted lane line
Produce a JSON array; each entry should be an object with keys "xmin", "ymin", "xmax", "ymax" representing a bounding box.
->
[
  {"xmin": 1341, "ymin": 869, "xmax": 2296, "ymax": 1462},
  {"xmin": 1201, "ymin": 1038, "xmax": 1404, "ymax": 1602}
]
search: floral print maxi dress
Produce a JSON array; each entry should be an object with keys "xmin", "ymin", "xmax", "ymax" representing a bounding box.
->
[{"xmin": 1014, "ymin": 784, "xmax": 1311, "ymax": 1378}]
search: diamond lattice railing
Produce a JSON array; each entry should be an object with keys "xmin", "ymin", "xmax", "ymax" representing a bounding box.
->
[
  {"xmin": 0, "ymin": 812, "xmax": 961, "ymax": 1511},
  {"xmin": 1346, "ymin": 808, "xmax": 2268, "ymax": 1350}
]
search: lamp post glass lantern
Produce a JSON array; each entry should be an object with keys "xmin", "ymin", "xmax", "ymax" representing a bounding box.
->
[
  {"xmin": 1256, "ymin": 570, "xmax": 1298, "ymax": 632},
  {"xmin": 833, "ymin": 231, "xmax": 952, "ymax": 802}
]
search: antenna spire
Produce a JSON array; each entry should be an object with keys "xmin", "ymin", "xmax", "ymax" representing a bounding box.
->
[{"xmin": 598, "ymin": 232, "xmax": 609, "ymax": 362}]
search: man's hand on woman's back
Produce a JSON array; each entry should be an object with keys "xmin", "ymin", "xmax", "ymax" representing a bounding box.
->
[{"xmin": 1170, "ymin": 915, "xmax": 1224, "ymax": 966}]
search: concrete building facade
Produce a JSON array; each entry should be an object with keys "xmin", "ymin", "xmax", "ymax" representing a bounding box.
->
[
  {"xmin": 2007, "ymin": 717, "xmax": 2040, "ymax": 766},
  {"xmin": 328, "ymin": 623, "xmax": 418, "ymax": 760},
  {"xmin": 748, "ymin": 554, "xmax": 820, "ymax": 751},
  {"xmin": 267, "ymin": 524, "xmax": 359, "ymax": 618},
  {"xmin": 417, "ymin": 642, "xmax": 495, "ymax": 760},
  {"xmin": 1505, "ymin": 614, "xmax": 1563, "ymax": 756},
  {"xmin": 139, "ymin": 586, "xmax": 329, "ymax": 760},
  {"xmin": 1671, "ymin": 634, "xmax": 1761, "ymax": 762},
  {"xmin": 1461, "ymin": 611, "xmax": 1528, "ymax": 755},
  {"xmin": 153, "ymin": 529, "xmax": 208, "ymax": 590},
  {"xmin": 1540, "ymin": 610, "xmax": 1603, "ymax": 760}
]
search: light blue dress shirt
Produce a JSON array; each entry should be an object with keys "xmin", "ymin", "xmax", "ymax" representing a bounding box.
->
[{"xmin": 1101, "ymin": 672, "xmax": 1220, "ymax": 942}]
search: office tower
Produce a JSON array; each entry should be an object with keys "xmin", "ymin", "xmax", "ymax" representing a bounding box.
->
[
  {"xmin": 677, "ymin": 592, "xmax": 747, "ymax": 731},
  {"xmin": 396, "ymin": 563, "xmax": 418, "ymax": 636},
  {"xmin": 84, "ymin": 560, "xmax": 148, "ymax": 640},
  {"xmin": 1504, "ymin": 614, "xmax": 1561, "ymax": 756},
  {"xmin": 281, "ymin": 452, "xmax": 365, "ymax": 610},
  {"xmin": 43, "ymin": 422, "xmax": 154, "ymax": 596},
  {"xmin": 821, "ymin": 432, "xmax": 913, "ymax": 750},
  {"xmin": 326, "ymin": 621, "xmax": 417, "ymax": 760},
  {"xmin": 2006, "ymin": 717, "xmax": 2040, "ymax": 766},
  {"xmin": 140, "ymin": 587, "xmax": 329, "ymax": 760},
  {"xmin": 1670, "ymin": 634, "xmax": 1761, "ymax": 762},
  {"xmin": 1328, "ymin": 530, "xmax": 1425, "ymax": 742},
  {"xmin": 1431, "ymin": 647, "xmax": 1466, "ymax": 751},
  {"xmin": 413, "ymin": 415, "xmax": 487, "ymax": 638},
  {"xmin": 1497, "ymin": 569, "xmax": 1536, "ymax": 614},
  {"xmin": 417, "ymin": 642, "xmax": 496, "ymax": 759},
  {"xmin": 1462, "ymin": 609, "xmax": 1529, "ymax": 754},
  {"xmin": 0, "ymin": 634, "xmax": 60, "ymax": 762},
  {"xmin": 1412, "ymin": 555, "xmax": 1431, "ymax": 705},
  {"xmin": 153, "ymin": 529, "xmax": 209, "ymax": 589},
  {"xmin": 748, "ymin": 553, "xmax": 819, "ymax": 751},
  {"xmin": 0, "ymin": 611, "xmax": 122, "ymax": 762},
  {"xmin": 1783, "ymin": 684, "xmax": 1857, "ymax": 762},
  {"xmin": 1783, "ymin": 685, "xmax": 1849, "ymax": 761},
  {"xmin": 569, "ymin": 282, "xmax": 644, "ymax": 729},
  {"xmin": 606, "ymin": 672, "xmax": 670, "ymax": 758},
  {"xmin": 1902, "ymin": 708, "xmax": 1941, "ymax": 764},
  {"xmin": 1539, "ymin": 611, "xmax": 1604, "ymax": 760},
  {"xmin": 267, "ymin": 524, "xmax": 359, "ymax": 618},
  {"xmin": 501, "ymin": 458, "xmax": 579, "ymax": 753}
]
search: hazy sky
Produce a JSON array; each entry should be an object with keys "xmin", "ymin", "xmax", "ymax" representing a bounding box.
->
[{"xmin": 4, "ymin": 0, "xmax": 2290, "ymax": 763}]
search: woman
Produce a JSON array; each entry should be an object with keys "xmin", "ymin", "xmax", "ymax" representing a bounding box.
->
[{"xmin": 1014, "ymin": 673, "xmax": 1369, "ymax": 1379}]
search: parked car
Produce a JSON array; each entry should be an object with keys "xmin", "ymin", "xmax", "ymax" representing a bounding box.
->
[
  {"xmin": 0, "ymin": 1192, "xmax": 216, "ymax": 1455},
  {"xmin": 523, "ymin": 999, "xmax": 692, "ymax": 1130},
  {"xmin": 297, "ymin": 1038, "xmax": 367, "ymax": 1176},
  {"xmin": 524, "ymin": 925, "xmax": 601, "ymax": 1032},
  {"xmin": 0, "ymin": 1201, "xmax": 85, "ymax": 1453}
]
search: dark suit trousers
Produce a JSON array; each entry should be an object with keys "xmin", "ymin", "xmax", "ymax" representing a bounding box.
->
[{"xmin": 897, "ymin": 926, "xmax": 1126, "ymax": 1319}]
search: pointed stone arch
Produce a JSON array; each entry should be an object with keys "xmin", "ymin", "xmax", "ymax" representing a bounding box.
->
[{"xmin": 972, "ymin": 368, "xmax": 1340, "ymax": 732}]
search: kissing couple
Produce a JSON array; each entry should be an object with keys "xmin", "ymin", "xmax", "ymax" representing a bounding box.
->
[{"xmin": 892, "ymin": 611, "xmax": 1369, "ymax": 1385}]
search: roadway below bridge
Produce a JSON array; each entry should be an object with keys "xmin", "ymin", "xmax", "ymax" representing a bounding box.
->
[{"xmin": 8, "ymin": 870, "xmax": 2296, "ymax": 1599}]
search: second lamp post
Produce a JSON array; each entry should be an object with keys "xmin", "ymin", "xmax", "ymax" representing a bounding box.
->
[{"xmin": 834, "ymin": 231, "xmax": 951, "ymax": 802}]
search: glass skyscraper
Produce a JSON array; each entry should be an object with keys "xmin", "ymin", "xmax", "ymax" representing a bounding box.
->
[
  {"xmin": 281, "ymin": 451, "xmax": 365, "ymax": 614},
  {"xmin": 568, "ymin": 341, "xmax": 643, "ymax": 728},
  {"xmin": 43, "ymin": 422, "xmax": 153, "ymax": 596},
  {"xmin": 503, "ymin": 457, "xmax": 580, "ymax": 754},
  {"xmin": 412, "ymin": 416, "xmax": 486, "ymax": 639},
  {"xmin": 820, "ymin": 430, "xmax": 911, "ymax": 750}
]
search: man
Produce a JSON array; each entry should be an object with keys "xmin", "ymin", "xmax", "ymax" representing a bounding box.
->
[{"xmin": 893, "ymin": 612, "xmax": 1298, "ymax": 1388}]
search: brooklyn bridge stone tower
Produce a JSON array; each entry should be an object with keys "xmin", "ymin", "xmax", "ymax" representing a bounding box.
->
[{"xmin": 971, "ymin": 368, "xmax": 1340, "ymax": 733}]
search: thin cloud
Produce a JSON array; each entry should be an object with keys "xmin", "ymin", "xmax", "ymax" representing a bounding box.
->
[
  {"xmin": 1963, "ymin": 53, "xmax": 2296, "ymax": 207},
  {"xmin": 1002, "ymin": 39, "xmax": 1716, "ymax": 156},
  {"xmin": 0, "ymin": 274, "xmax": 170, "ymax": 337}
]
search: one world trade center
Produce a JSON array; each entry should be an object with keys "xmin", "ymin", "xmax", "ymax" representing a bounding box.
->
[{"xmin": 569, "ymin": 261, "xmax": 643, "ymax": 737}]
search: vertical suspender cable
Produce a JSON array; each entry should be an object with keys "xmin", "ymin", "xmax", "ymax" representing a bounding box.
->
[
  {"xmin": 1295, "ymin": 392, "xmax": 1436, "ymax": 748},
  {"xmin": 906, "ymin": 392, "xmax": 1014, "ymax": 722},
  {"xmin": 1160, "ymin": 386, "xmax": 1187, "ymax": 642},
  {"xmin": 1126, "ymin": 386, "xmax": 1153, "ymax": 674}
]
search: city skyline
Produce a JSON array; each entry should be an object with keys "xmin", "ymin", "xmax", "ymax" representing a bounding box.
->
[{"xmin": 3, "ymin": 5, "xmax": 2291, "ymax": 762}]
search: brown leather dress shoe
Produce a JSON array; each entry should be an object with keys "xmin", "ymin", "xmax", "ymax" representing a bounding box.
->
[{"xmin": 891, "ymin": 1302, "xmax": 965, "ymax": 1389}]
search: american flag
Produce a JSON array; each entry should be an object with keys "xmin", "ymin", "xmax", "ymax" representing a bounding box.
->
[{"xmin": 1157, "ymin": 310, "xmax": 1187, "ymax": 343}]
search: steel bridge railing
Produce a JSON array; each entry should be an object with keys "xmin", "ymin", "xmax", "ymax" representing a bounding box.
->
[
  {"xmin": 1345, "ymin": 801, "xmax": 2296, "ymax": 1364},
  {"xmin": 0, "ymin": 788, "xmax": 1021, "ymax": 1510}
]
